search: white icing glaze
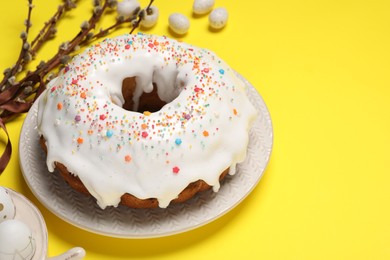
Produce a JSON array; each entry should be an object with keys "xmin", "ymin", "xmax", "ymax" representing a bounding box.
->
[{"xmin": 37, "ymin": 33, "xmax": 257, "ymax": 208}]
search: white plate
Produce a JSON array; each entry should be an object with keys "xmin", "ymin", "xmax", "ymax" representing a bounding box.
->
[
  {"xmin": 19, "ymin": 73, "xmax": 273, "ymax": 239},
  {"xmin": 4, "ymin": 188, "xmax": 48, "ymax": 260}
]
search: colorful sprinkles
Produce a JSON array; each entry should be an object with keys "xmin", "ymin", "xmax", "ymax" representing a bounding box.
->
[
  {"xmin": 124, "ymin": 154, "xmax": 132, "ymax": 163},
  {"xmin": 106, "ymin": 129, "xmax": 114, "ymax": 138},
  {"xmin": 175, "ymin": 138, "xmax": 182, "ymax": 145},
  {"xmin": 172, "ymin": 166, "xmax": 180, "ymax": 174}
]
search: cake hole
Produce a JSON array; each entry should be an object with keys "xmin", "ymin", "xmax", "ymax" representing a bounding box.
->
[{"xmin": 122, "ymin": 77, "xmax": 167, "ymax": 113}]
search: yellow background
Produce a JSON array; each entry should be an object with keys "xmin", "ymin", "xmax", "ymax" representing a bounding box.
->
[{"xmin": 1, "ymin": 0, "xmax": 390, "ymax": 259}]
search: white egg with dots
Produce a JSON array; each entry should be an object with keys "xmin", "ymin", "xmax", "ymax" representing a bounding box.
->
[
  {"xmin": 209, "ymin": 7, "xmax": 229, "ymax": 29},
  {"xmin": 168, "ymin": 13, "xmax": 190, "ymax": 35},
  {"xmin": 193, "ymin": 0, "xmax": 215, "ymax": 15}
]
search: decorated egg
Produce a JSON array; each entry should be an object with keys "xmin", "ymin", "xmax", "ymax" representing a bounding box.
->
[
  {"xmin": 209, "ymin": 7, "xmax": 229, "ymax": 29},
  {"xmin": 0, "ymin": 219, "xmax": 36, "ymax": 260},
  {"xmin": 0, "ymin": 187, "xmax": 15, "ymax": 222},
  {"xmin": 168, "ymin": 13, "xmax": 190, "ymax": 35},
  {"xmin": 193, "ymin": 0, "xmax": 215, "ymax": 15}
]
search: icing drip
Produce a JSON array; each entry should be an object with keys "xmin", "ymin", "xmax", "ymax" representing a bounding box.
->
[{"xmin": 37, "ymin": 33, "xmax": 257, "ymax": 208}]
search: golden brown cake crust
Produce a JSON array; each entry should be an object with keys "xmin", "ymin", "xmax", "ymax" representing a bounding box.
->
[{"xmin": 40, "ymin": 137, "xmax": 228, "ymax": 208}]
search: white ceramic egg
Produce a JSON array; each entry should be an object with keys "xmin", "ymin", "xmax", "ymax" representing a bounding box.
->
[
  {"xmin": 140, "ymin": 6, "xmax": 159, "ymax": 28},
  {"xmin": 209, "ymin": 7, "xmax": 229, "ymax": 29},
  {"xmin": 0, "ymin": 219, "xmax": 36, "ymax": 260},
  {"xmin": 193, "ymin": 0, "xmax": 215, "ymax": 15},
  {"xmin": 168, "ymin": 13, "xmax": 190, "ymax": 35},
  {"xmin": 0, "ymin": 187, "xmax": 15, "ymax": 222}
]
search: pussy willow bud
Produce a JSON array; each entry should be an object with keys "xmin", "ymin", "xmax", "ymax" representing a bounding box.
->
[
  {"xmin": 133, "ymin": 6, "xmax": 141, "ymax": 15},
  {"xmin": 3, "ymin": 68, "xmax": 11, "ymax": 76},
  {"xmin": 23, "ymin": 52, "xmax": 32, "ymax": 62},
  {"xmin": 59, "ymin": 41, "xmax": 69, "ymax": 51},
  {"xmin": 117, "ymin": 15, "xmax": 125, "ymax": 23},
  {"xmin": 64, "ymin": 0, "xmax": 77, "ymax": 10},
  {"xmin": 50, "ymin": 27, "xmax": 57, "ymax": 37},
  {"xmin": 24, "ymin": 19, "xmax": 32, "ymax": 28},
  {"xmin": 60, "ymin": 55, "xmax": 71, "ymax": 65},
  {"xmin": 7, "ymin": 76, "xmax": 16, "ymax": 85},
  {"xmin": 23, "ymin": 42, "xmax": 31, "ymax": 50},
  {"xmin": 23, "ymin": 86, "xmax": 33, "ymax": 95},
  {"xmin": 20, "ymin": 31, "xmax": 28, "ymax": 40},
  {"xmin": 108, "ymin": 0, "xmax": 118, "ymax": 9},
  {"xmin": 93, "ymin": 6, "xmax": 103, "ymax": 15},
  {"xmin": 80, "ymin": 21, "xmax": 90, "ymax": 30},
  {"xmin": 131, "ymin": 19, "xmax": 139, "ymax": 28},
  {"xmin": 93, "ymin": 0, "xmax": 101, "ymax": 7},
  {"xmin": 36, "ymin": 60, "xmax": 46, "ymax": 70},
  {"xmin": 85, "ymin": 32, "xmax": 94, "ymax": 41}
]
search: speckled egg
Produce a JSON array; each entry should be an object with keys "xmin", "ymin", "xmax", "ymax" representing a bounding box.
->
[
  {"xmin": 168, "ymin": 13, "xmax": 190, "ymax": 35},
  {"xmin": 209, "ymin": 7, "xmax": 229, "ymax": 29},
  {"xmin": 0, "ymin": 187, "xmax": 15, "ymax": 223},
  {"xmin": 193, "ymin": 0, "xmax": 215, "ymax": 15},
  {"xmin": 0, "ymin": 219, "xmax": 36, "ymax": 260}
]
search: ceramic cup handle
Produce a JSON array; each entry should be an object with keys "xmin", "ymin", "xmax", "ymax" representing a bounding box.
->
[{"xmin": 46, "ymin": 247, "xmax": 86, "ymax": 260}]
